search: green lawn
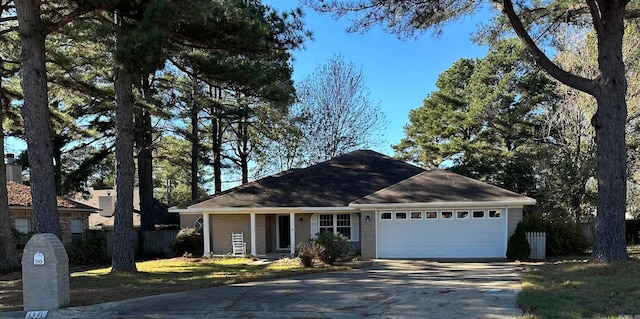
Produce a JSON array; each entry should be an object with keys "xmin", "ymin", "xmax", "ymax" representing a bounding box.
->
[
  {"xmin": 0, "ymin": 257, "xmax": 349, "ymax": 312},
  {"xmin": 518, "ymin": 246, "xmax": 640, "ymax": 319}
]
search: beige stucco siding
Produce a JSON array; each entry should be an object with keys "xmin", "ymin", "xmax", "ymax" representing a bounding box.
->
[
  {"xmin": 210, "ymin": 214, "xmax": 251, "ymax": 254},
  {"xmin": 508, "ymin": 207, "xmax": 523, "ymax": 237},
  {"xmin": 295, "ymin": 213, "xmax": 312, "ymax": 247},
  {"xmin": 360, "ymin": 210, "xmax": 376, "ymax": 259}
]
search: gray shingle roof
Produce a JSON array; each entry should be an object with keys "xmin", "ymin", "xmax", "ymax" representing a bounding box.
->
[
  {"xmin": 351, "ymin": 168, "xmax": 536, "ymax": 205},
  {"xmin": 184, "ymin": 150, "xmax": 425, "ymax": 208},
  {"xmin": 179, "ymin": 150, "xmax": 535, "ymax": 210}
]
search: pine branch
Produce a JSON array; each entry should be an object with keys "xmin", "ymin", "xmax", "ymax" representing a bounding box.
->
[{"xmin": 499, "ymin": 0, "xmax": 596, "ymax": 95}]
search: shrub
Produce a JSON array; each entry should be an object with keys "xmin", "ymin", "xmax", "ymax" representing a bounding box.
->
[
  {"xmin": 295, "ymin": 232, "xmax": 350, "ymax": 266},
  {"xmin": 295, "ymin": 240, "xmax": 318, "ymax": 267},
  {"xmin": 169, "ymin": 228, "xmax": 204, "ymax": 257},
  {"xmin": 506, "ymin": 222, "xmax": 531, "ymax": 261},
  {"xmin": 522, "ymin": 212, "xmax": 591, "ymax": 256},
  {"xmin": 68, "ymin": 235, "xmax": 106, "ymax": 265},
  {"xmin": 314, "ymin": 232, "xmax": 349, "ymax": 265}
]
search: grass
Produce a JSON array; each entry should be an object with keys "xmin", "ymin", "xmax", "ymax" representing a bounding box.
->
[
  {"xmin": 518, "ymin": 246, "xmax": 640, "ymax": 319},
  {"xmin": 0, "ymin": 257, "xmax": 349, "ymax": 312}
]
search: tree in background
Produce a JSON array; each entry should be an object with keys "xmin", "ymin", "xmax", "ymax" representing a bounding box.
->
[
  {"xmin": 395, "ymin": 39, "xmax": 554, "ymax": 195},
  {"xmin": 298, "ymin": 54, "xmax": 386, "ymax": 164},
  {"xmin": 308, "ymin": 0, "xmax": 638, "ymax": 263},
  {"xmin": 257, "ymin": 54, "xmax": 386, "ymax": 173}
]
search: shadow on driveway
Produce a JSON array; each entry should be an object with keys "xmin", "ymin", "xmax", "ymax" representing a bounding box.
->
[{"xmin": 5, "ymin": 260, "xmax": 523, "ymax": 319}]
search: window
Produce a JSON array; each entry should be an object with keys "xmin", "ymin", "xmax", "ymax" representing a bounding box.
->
[
  {"xmin": 457, "ymin": 211, "xmax": 469, "ymax": 219},
  {"xmin": 489, "ymin": 210, "xmax": 501, "ymax": 218},
  {"xmin": 381, "ymin": 212, "xmax": 392, "ymax": 220},
  {"xmin": 441, "ymin": 211, "xmax": 453, "ymax": 219},
  {"xmin": 71, "ymin": 219, "xmax": 83, "ymax": 247},
  {"xmin": 319, "ymin": 214, "xmax": 352, "ymax": 239},
  {"xmin": 410, "ymin": 211, "xmax": 422, "ymax": 219},
  {"xmin": 14, "ymin": 218, "xmax": 30, "ymax": 234},
  {"xmin": 319, "ymin": 214, "xmax": 334, "ymax": 233},
  {"xmin": 336, "ymin": 214, "xmax": 351, "ymax": 238},
  {"xmin": 395, "ymin": 212, "xmax": 407, "ymax": 219},
  {"xmin": 425, "ymin": 211, "xmax": 437, "ymax": 219},
  {"xmin": 472, "ymin": 210, "xmax": 485, "ymax": 218}
]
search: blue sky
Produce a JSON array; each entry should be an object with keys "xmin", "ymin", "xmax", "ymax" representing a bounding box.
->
[{"xmin": 265, "ymin": 0, "xmax": 492, "ymax": 156}]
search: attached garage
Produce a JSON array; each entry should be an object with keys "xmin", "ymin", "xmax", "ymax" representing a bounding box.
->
[{"xmin": 376, "ymin": 209, "xmax": 507, "ymax": 258}]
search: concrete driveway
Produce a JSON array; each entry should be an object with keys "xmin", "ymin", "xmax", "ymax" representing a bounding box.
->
[{"xmin": 7, "ymin": 260, "xmax": 523, "ymax": 319}]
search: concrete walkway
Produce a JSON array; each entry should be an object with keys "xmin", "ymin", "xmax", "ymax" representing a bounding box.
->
[{"xmin": 3, "ymin": 260, "xmax": 523, "ymax": 319}]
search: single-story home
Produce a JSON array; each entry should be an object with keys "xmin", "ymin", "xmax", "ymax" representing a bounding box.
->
[
  {"xmin": 171, "ymin": 150, "xmax": 536, "ymax": 259},
  {"xmin": 7, "ymin": 181, "xmax": 99, "ymax": 248}
]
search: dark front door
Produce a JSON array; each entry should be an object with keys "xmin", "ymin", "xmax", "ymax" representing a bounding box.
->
[{"xmin": 278, "ymin": 215, "xmax": 291, "ymax": 250}]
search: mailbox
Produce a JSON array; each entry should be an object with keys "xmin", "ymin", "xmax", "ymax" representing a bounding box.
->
[{"xmin": 33, "ymin": 252, "xmax": 44, "ymax": 266}]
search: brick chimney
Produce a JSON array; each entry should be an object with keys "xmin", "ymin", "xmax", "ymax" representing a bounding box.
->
[{"xmin": 5, "ymin": 154, "xmax": 23, "ymax": 183}]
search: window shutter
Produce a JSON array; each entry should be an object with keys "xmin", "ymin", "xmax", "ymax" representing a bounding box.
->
[
  {"xmin": 310, "ymin": 213, "xmax": 318, "ymax": 237},
  {"xmin": 351, "ymin": 213, "xmax": 359, "ymax": 242}
]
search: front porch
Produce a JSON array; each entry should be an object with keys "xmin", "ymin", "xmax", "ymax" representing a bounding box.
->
[{"xmin": 199, "ymin": 212, "xmax": 314, "ymax": 256}]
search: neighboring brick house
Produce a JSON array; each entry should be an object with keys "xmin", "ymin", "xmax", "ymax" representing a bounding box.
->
[{"xmin": 7, "ymin": 181, "xmax": 99, "ymax": 248}]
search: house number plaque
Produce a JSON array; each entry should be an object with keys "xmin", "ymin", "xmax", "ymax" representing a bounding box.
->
[{"xmin": 33, "ymin": 252, "xmax": 44, "ymax": 266}]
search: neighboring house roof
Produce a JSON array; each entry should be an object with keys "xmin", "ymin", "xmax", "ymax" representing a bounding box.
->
[
  {"xmin": 6, "ymin": 181, "xmax": 99, "ymax": 211},
  {"xmin": 71, "ymin": 188, "xmax": 176, "ymax": 230},
  {"xmin": 350, "ymin": 169, "xmax": 536, "ymax": 207},
  {"xmin": 181, "ymin": 150, "xmax": 426, "ymax": 209},
  {"xmin": 71, "ymin": 187, "xmax": 141, "ymax": 211},
  {"xmin": 89, "ymin": 212, "xmax": 142, "ymax": 230}
]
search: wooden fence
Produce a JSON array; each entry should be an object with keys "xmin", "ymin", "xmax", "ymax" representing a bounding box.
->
[
  {"xmin": 90, "ymin": 229, "xmax": 179, "ymax": 261},
  {"xmin": 526, "ymin": 232, "xmax": 546, "ymax": 260}
]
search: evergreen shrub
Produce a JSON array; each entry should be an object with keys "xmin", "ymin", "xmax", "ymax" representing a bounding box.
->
[{"xmin": 506, "ymin": 222, "xmax": 531, "ymax": 261}]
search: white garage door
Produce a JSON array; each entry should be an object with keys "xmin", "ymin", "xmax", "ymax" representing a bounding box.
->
[{"xmin": 377, "ymin": 209, "xmax": 507, "ymax": 258}]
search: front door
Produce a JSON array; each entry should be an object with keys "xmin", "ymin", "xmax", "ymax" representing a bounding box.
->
[{"xmin": 278, "ymin": 215, "xmax": 291, "ymax": 250}]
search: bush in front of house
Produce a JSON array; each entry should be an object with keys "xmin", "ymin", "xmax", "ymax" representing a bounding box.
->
[
  {"xmin": 294, "ymin": 240, "xmax": 319, "ymax": 267},
  {"xmin": 68, "ymin": 234, "xmax": 106, "ymax": 265},
  {"xmin": 295, "ymin": 232, "xmax": 349, "ymax": 267},
  {"xmin": 522, "ymin": 211, "xmax": 591, "ymax": 256},
  {"xmin": 506, "ymin": 222, "xmax": 531, "ymax": 261},
  {"xmin": 315, "ymin": 232, "xmax": 349, "ymax": 264},
  {"xmin": 169, "ymin": 228, "xmax": 204, "ymax": 257}
]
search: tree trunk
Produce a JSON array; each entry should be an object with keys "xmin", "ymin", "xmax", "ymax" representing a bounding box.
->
[
  {"xmin": 590, "ymin": 2, "xmax": 629, "ymax": 262},
  {"xmin": 210, "ymin": 87, "xmax": 223, "ymax": 193},
  {"xmin": 14, "ymin": 0, "xmax": 61, "ymax": 237},
  {"xmin": 111, "ymin": 15, "xmax": 137, "ymax": 272},
  {"xmin": 190, "ymin": 76, "xmax": 199, "ymax": 201},
  {"xmin": 136, "ymin": 75, "xmax": 155, "ymax": 231},
  {"xmin": 237, "ymin": 115, "xmax": 249, "ymax": 185},
  {"xmin": 53, "ymin": 138, "xmax": 63, "ymax": 196},
  {"xmin": 0, "ymin": 76, "xmax": 19, "ymax": 271}
]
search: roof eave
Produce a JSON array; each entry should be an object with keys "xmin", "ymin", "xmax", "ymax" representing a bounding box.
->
[
  {"xmin": 349, "ymin": 199, "xmax": 537, "ymax": 209},
  {"xmin": 171, "ymin": 206, "xmax": 357, "ymax": 214},
  {"xmin": 9, "ymin": 205, "xmax": 99, "ymax": 213}
]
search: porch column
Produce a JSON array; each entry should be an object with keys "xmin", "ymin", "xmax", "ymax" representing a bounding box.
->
[
  {"xmin": 250, "ymin": 212, "xmax": 256, "ymax": 256},
  {"xmin": 290, "ymin": 212, "xmax": 296, "ymax": 255},
  {"xmin": 203, "ymin": 213, "xmax": 211, "ymax": 255}
]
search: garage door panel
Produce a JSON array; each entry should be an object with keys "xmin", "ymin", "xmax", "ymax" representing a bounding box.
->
[{"xmin": 377, "ymin": 212, "xmax": 506, "ymax": 258}]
